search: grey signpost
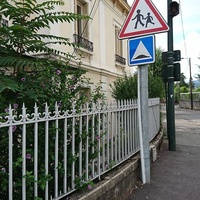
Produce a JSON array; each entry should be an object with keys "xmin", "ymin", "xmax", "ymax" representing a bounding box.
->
[
  {"xmin": 127, "ymin": 35, "xmax": 155, "ymax": 184},
  {"xmin": 118, "ymin": 0, "xmax": 169, "ymax": 183},
  {"xmin": 138, "ymin": 64, "xmax": 150, "ymax": 183}
]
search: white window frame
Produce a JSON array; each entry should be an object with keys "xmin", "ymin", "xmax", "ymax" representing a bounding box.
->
[
  {"xmin": 75, "ymin": 0, "xmax": 89, "ymax": 39},
  {"xmin": 115, "ymin": 25, "xmax": 123, "ymax": 56},
  {"xmin": 114, "ymin": 21, "xmax": 123, "ymax": 58}
]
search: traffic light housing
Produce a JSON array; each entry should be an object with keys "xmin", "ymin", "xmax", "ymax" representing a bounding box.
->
[
  {"xmin": 161, "ymin": 50, "xmax": 181, "ymax": 83},
  {"xmin": 162, "ymin": 63, "xmax": 180, "ymax": 83},
  {"xmin": 162, "ymin": 65, "xmax": 167, "ymax": 83},
  {"xmin": 162, "ymin": 50, "xmax": 181, "ymax": 63},
  {"xmin": 174, "ymin": 63, "xmax": 180, "ymax": 81},
  {"xmin": 169, "ymin": 1, "xmax": 179, "ymax": 17}
]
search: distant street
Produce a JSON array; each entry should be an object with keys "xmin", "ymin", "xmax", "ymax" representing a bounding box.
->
[
  {"xmin": 163, "ymin": 105, "xmax": 200, "ymax": 147},
  {"xmin": 126, "ymin": 105, "xmax": 200, "ymax": 200}
]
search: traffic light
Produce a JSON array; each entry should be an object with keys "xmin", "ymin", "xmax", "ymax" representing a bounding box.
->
[
  {"xmin": 161, "ymin": 50, "xmax": 181, "ymax": 82},
  {"xmin": 169, "ymin": 1, "xmax": 179, "ymax": 17},
  {"xmin": 161, "ymin": 63, "xmax": 180, "ymax": 83},
  {"xmin": 162, "ymin": 65, "xmax": 167, "ymax": 83},
  {"xmin": 174, "ymin": 63, "xmax": 180, "ymax": 81},
  {"xmin": 162, "ymin": 50, "xmax": 181, "ymax": 63}
]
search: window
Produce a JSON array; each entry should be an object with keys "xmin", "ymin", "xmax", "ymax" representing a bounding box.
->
[
  {"xmin": 75, "ymin": 0, "xmax": 88, "ymax": 39},
  {"xmin": 115, "ymin": 25, "xmax": 126, "ymax": 65},
  {"xmin": 77, "ymin": 4, "xmax": 82, "ymax": 36},
  {"xmin": 76, "ymin": 87, "xmax": 91, "ymax": 102},
  {"xmin": 74, "ymin": 0, "xmax": 93, "ymax": 52},
  {"xmin": 115, "ymin": 26, "xmax": 122, "ymax": 56}
]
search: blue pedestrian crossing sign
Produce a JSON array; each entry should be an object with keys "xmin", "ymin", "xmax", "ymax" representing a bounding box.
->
[{"xmin": 128, "ymin": 35, "xmax": 155, "ymax": 66}]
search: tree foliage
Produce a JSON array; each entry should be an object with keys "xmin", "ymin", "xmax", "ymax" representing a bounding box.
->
[
  {"xmin": 110, "ymin": 48, "xmax": 165, "ymax": 101},
  {"xmin": 148, "ymin": 74, "xmax": 165, "ymax": 98},
  {"xmin": 110, "ymin": 73, "xmax": 138, "ymax": 100},
  {"xmin": 0, "ymin": 0, "xmax": 90, "ymax": 103},
  {"xmin": 174, "ymin": 73, "xmax": 189, "ymax": 103},
  {"xmin": 0, "ymin": 0, "xmax": 89, "ymax": 58},
  {"xmin": 0, "ymin": 0, "xmax": 93, "ymax": 110},
  {"xmin": 195, "ymin": 56, "xmax": 200, "ymax": 80},
  {"xmin": 179, "ymin": 73, "xmax": 188, "ymax": 87},
  {"xmin": 148, "ymin": 47, "xmax": 165, "ymax": 98},
  {"xmin": 0, "ymin": 1, "xmax": 106, "ymax": 199},
  {"xmin": 148, "ymin": 47, "xmax": 163, "ymax": 77}
]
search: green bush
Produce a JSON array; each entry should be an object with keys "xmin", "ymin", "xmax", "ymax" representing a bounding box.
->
[
  {"xmin": 148, "ymin": 75, "xmax": 165, "ymax": 99},
  {"xmin": 110, "ymin": 73, "xmax": 165, "ymax": 101},
  {"xmin": 110, "ymin": 73, "xmax": 137, "ymax": 100}
]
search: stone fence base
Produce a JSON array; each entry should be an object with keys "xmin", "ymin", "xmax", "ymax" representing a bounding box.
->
[
  {"xmin": 67, "ymin": 131, "xmax": 164, "ymax": 200},
  {"xmin": 179, "ymin": 100, "xmax": 200, "ymax": 110}
]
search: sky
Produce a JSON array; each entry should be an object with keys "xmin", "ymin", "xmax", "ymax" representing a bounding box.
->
[{"xmin": 127, "ymin": 0, "xmax": 200, "ymax": 81}]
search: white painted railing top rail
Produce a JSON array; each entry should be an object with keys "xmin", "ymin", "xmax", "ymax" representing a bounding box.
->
[{"xmin": 0, "ymin": 98, "xmax": 160, "ymax": 200}]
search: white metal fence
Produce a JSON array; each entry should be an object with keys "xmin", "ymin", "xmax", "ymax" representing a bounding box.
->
[{"xmin": 0, "ymin": 98, "xmax": 160, "ymax": 200}]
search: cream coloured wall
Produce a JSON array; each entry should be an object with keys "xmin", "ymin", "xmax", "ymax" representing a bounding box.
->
[
  {"xmin": 67, "ymin": 0, "xmax": 130, "ymax": 101},
  {"xmin": 37, "ymin": 0, "xmax": 131, "ymax": 101}
]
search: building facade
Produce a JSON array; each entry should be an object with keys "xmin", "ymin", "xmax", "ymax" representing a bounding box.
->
[
  {"xmin": 1, "ymin": 0, "xmax": 131, "ymax": 101},
  {"xmin": 42, "ymin": 0, "xmax": 131, "ymax": 100}
]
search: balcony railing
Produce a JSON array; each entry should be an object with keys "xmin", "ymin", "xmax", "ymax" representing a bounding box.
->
[
  {"xmin": 115, "ymin": 54, "xmax": 126, "ymax": 65},
  {"xmin": 73, "ymin": 34, "xmax": 93, "ymax": 52},
  {"xmin": 0, "ymin": 18, "xmax": 8, "ymax": 27}
]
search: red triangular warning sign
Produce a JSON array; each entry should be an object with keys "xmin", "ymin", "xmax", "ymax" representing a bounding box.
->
[{"xmin": 119, "ymin": 0, "xmax": 169, "ymax": 39}]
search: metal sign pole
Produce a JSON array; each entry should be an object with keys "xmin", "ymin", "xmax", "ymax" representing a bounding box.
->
[
  {"xmin": 119, "ymin": 0, "xmax": 168, "ymax": 185},
  {"xmin": 138, "ymin": 64, "xmax": 150, "ymax": 183}
]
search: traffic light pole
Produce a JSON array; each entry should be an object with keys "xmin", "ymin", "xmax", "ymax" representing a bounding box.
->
[{"xmin": 167, "ymin": 0, "xmax": 176, "ymax": 151}]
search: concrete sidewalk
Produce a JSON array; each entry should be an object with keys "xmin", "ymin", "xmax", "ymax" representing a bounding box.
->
[{"xmin": 126, "ymin": 106, "xmax": 200, "ymax": 200}]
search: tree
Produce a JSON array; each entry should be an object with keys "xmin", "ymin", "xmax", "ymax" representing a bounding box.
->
[
  {"xmin": 179, "ymin": 73, "xmax": 188, "ymax": 87},
  {"xmin": 0, "ymin": 0, "xmax": 90, "ymax": 109},
  {"xmin": 110, "ymin": 73, "xmax": 138, "ymax": 100},
  {"xmin": 110, "ymin": 48, "xmax": 165, "ymax": 101},
  {"xmin": 148, "ymin": 47, "xmax": 165, "ymax": 98},
  {"xmin": 195, "ymin": 56, "xmax": 200, "ymax": 80},
  {"xmin": 148, "ymin": 74, "xmax": 165, "ymax": 98},
  {"xmin": 148, "ymin": 47, "xmax": 163, "ymax": 77},
  {"xmin": 174, "ymin": 73, "xmax": 188, "ymax": 103},
  {"xmin": 0, "ymin": 1, "xmax": 107, "ymax": 199}
]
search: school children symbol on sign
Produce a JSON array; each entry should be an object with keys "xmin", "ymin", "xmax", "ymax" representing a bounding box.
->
[
  {"xmin": 128, "ymin": 35, "xmax": 155, "ymax": 66},
  {"xmin": 132, "ymin": 9, "xmax": 155, "ymax": 29},
  {"xmin": 118, "ymin": 0, "xmax": 169, "ymax": 39}
]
